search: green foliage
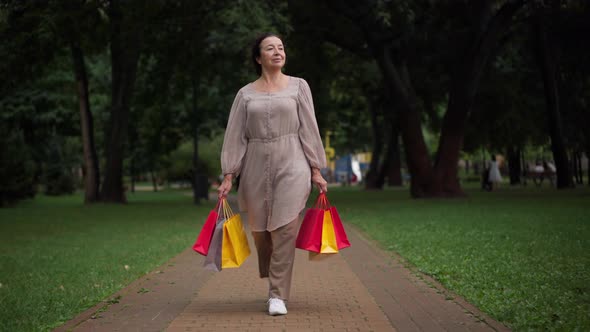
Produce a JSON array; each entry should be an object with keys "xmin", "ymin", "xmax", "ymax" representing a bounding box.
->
[
  {"xmin": 42, "ymin": 135, "xmax": 80, "ymax": 196},
  {"xmin": 161, "ymin": 135, "xmax": 223, "ymax": 182},
  {"xmin": 1, "ymin": 0, "xmax": 587, "ymax": 202},
  {"xmin": 0, "ymin": 53, "xmax": 78, "ymax": 135},
  {"xmin": 0, "ymin": 126, "xmax": 36, "ymax": 206},
  {"xmin": 197, "ymin": 134, "xmax": 224, "ymax": 178},
  {"xmin": 465, "ymin": 19, "xmax": 546, "ymax": 153},
  {"xmin": 0, "ymin": 191, "xmax": 211, "ymax": 331}
]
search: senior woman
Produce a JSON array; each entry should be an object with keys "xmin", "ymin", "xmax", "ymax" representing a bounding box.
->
[{"xmin": 217, "ymin": 33, "xmax": 327, "ymax": 316}]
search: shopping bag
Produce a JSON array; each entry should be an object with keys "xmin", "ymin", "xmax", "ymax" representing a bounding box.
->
[
  {"xmin": 295, "ymin": 206, "xmax": 324, "ymax": 253},
  {"xmin": 203, "ymin": 214, "xmax": 224, "ymax": 271},
  {"xmin": 221, "ymin": 199, "xmax": 251, "ymax": 268},
  {"xmin": 320, "ymin": 210, "xmax": 338, "ymax": 253},
  {"xmin": 192, "ymin": 200, "xmax": 222, "ymax": 256},
  {"xmin": 308, "ymin": 210, "xmax": 339, "ymax": 260},
  {"xmin": 326, "ymin": 203, "xmax": 351, "ymax": 250},
  {"xmin": 296, "ymin": 193, "xmax": 351, "ymax": 254}
]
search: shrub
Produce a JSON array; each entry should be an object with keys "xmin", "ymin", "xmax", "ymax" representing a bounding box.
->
[
  {"xmin": 0, "ymin": 127, "xmax": 37, "ymax": 206},
  {"xmin": 42, "ymin": 136, "xmax": 77, "ymax": 196},
  {"xmin": 162, "ymin": 135, "xmax": 223, "ymax": 183}
]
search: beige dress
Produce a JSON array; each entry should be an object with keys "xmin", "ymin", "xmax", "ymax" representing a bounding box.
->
[{"xmin": 221, "ymin": 76, "xmax": 327, "ymax": 232}]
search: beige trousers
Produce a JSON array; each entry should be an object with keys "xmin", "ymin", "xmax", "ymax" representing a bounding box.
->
[{"xmin": 251, "ymin": 217, "xmax": 300, "ymax": 301}]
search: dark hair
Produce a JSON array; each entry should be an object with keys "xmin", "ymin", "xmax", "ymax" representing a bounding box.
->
[{"xmin": 251, "ymin": 33, "xmax": 282, "ymax": 76}]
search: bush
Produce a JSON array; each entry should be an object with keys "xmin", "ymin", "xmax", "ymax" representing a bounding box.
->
[
  {"xmin": 0, "ymin": 127, "xmax": 37, "ymax": 206},
  {"xmin": 162, "ymin": 135, "xmax": 223, "ymax": 183},
  {"xmin": 43, "ymin": 136, "xmax": 77, "ymax": 196}
]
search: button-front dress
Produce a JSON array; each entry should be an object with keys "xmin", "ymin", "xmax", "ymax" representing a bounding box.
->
[{"xmin": 221, "ymin": 76, "xmax": 327, "ymax": 232}]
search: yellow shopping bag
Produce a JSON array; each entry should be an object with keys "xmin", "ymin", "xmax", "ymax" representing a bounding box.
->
[
  {"xmin": 309, "ymin": 212, "xmax": 339, "ymax": 261},
  {"xmin": 221, "ymin": 199, "xmax": 251, "ymax": 268},
  {"xmin": 320, "ymin": 210, "xmax": 339, "ymax": 253}
]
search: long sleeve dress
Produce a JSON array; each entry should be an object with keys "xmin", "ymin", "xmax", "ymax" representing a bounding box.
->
[
  {"xmin": 488, "ymin": 160, "xmax": 502, "ymax": 183},
  {"xmin": 221, "ymin": 76, "xmax": 327, "ymax": 232}
]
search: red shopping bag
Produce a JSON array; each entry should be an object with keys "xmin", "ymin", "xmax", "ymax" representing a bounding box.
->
[
  {"xmin": 295, "ymin": 206, "xmax": 324, "ymax": 253},
  {"xmin": 192, "ymin": 200, "xmax": 222, "ymax": 256},
  {"xmin": 326, "ymin": 199, "xmax": 350, "ymax": 250},
  {"xmin": 296, "ymin": 193, "xmax": 351, "ymax": 252}
]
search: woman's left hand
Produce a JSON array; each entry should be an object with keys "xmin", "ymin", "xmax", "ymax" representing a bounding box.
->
[{"xmin": 311, "ymin": 168, "xmax": 328, "ymax": 193}]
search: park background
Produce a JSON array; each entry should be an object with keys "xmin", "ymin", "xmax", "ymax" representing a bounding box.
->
[{"xmin": 1, "ymin": 1, "xmax": 589, "ymax": 331}]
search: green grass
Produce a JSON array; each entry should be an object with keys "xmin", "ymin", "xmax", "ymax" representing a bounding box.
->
[
  {"xmin": 0, "ymin": 191, "xmax": 211, "ymax": 331},
  {"xmin": 328, "ymin": 185, "xmax": 590, "ymax": 331}
]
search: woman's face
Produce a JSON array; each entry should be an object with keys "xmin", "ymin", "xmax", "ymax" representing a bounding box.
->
[{"xmin": 257, "ymin": 36, "xmax": 286, "ymax": 72}]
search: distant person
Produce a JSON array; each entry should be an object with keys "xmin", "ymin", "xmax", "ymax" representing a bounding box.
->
[
  {"xmin": 481, "ymin": 165, "xmax": 492, "ymax": 192},
  {"xmin": 545, "ymin": 161, "xmax": 556, "ymax": 173},
  {"xmin": 217, "ymin": 33, "xmax": 327, "ymax": 316},
  {"xmin": 534, "ymin": 159, "xmax": 545, "ymax": 173},
  {"xmin": 543, "ymin": 160, "xmax": 556, "ymax": 185},
  {"xmin": 487, "ymin": 154, "xmax": 502, "ymax": 190}
]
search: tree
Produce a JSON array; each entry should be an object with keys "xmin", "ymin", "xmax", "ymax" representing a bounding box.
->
[
  {"xmin": 290, "ymin": 0, "xmax": 526, "ymax": 197},
  {"xmin": 1, "ymin": 0, "xmax": 105, "ymax": 203},
  {"xmin": 124, "ymin": 0, "xmax": 286, "ymax": 203},
  {"xmin": 0, "ymin": 125, "xmax": 36, "ymax": 206},
  {"xmin": 60, "ymin": 0, "xmax": 106, "ymax": 202},
  {"xmin": 533, "ymin": 0, "xmax": 574, "ymax": 188},
  {"xmin": 99, "ymin": 0, "xmax": 149, "ymax": 202},
  {"xmin": 43, "ymin": 135, "xmax": 77, "ymax": 195}
]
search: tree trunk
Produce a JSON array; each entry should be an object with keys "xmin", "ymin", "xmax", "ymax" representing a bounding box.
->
[
  {"xmin": 364, "ymin": 101, "xmax": 384, "ymax": 190},
  {"xmin": 570, "ymin": 151, "xmax": 580, "ymax": 184},
  {"xmin": 70, "ymin": 41, "xmax": 100, "ymax": 203},
  {"xmin": 386, "ymin": 124, "xmax": 402, "ymax": 186},
  {"xmin": 372, "ymin": 46, "xmax": 433, "ymax": 197},
  {"xmin": 150, "ymin": 170, "xmax": 158, "ymax": 192},
  {"xmin": 376, "ymin": 118, "xmax": 404, "ymax": 188},
  {"xmin": 533, "ymin": 3, "xmax": 573, "ymax": 189},
  {"xmin": 100, "ymin": 2, "xmax": 142, "ymax": 203},
  {"xmin": 433, "ymin": 0, "xmax": 525, "ymax": 196},
  {"xmin": 507, "ymin": 146, "xmax": 521, "ymax": 185},
  {"xmin": 577, "ymin": 151, "xmax": 583, "ymax": 185}
]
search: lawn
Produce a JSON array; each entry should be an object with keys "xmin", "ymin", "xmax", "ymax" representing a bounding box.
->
[
  {"xmin": 0, "ymin": 191, "xmax": 211, "ymax": 331},
  {"xmin": 330, "ymin": 185, "xmax": 590, "ymax": 331},
  {"xmin": 1, "ymin": 185, "xmax": 589, "ymax": 331}
]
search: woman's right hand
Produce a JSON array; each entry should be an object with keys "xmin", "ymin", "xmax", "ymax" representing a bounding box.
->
[{"xmin": 217, "ymin": 174, "xmax": 233, "ymax": 199}]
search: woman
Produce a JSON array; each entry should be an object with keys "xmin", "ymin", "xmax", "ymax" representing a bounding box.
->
[
  {"xmin": 217, "ymin": 33, "xmax": 328, "ymax": 316},
  {"xmin": 488, "ymin": 154, "xmax": 502, "ymax": 190}
]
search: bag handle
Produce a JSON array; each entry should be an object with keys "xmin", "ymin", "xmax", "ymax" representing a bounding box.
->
[
  {"xmin": 215, "ymin": 198, "xmax": 224, "ymax": 216},
  {"xmin": 313, "ymin": 192, "xmax": 331, "ymax": 209},
  {"xmin": 222, "ymin": 198, "xmax": 235, "ymax": 220}
]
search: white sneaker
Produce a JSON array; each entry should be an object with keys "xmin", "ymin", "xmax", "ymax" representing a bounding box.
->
[{"xmin": 267, "ymin": 298, "xmax": 287, "ymax": 316}]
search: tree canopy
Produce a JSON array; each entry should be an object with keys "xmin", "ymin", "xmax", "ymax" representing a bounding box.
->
[{"xmin": 1, "ymin": 0, "xmax": 589, "ymax": 204}]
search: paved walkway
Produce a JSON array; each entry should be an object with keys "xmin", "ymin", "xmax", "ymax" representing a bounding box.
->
[{"xmin": 56, "ymin": 217, "xmax": 509, "ymax": 331}]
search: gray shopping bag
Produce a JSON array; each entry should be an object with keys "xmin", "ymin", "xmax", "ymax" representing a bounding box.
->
[{"xmin": 203, "ymin": 216, "xmax": 224, "ymax": 271}]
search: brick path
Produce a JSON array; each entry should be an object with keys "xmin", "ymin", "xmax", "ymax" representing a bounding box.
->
[
  {"xmin": 56, "ymin": 217, "xmax": 510, "ymax": 332},
  {"xmin": 166, "ymin": 232, "xmax": 394, "ymax": 332}
]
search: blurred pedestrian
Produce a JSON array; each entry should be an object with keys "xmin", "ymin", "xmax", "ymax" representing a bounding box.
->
[{"xmin": 488, "ymin": 154, "xmax": 502, "ymax": 190}]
